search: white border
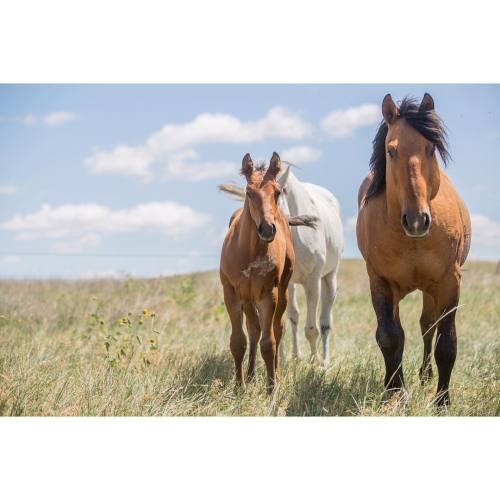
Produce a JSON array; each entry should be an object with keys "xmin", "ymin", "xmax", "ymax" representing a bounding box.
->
[
  {"xmin": 1, "ymin": 0, "xmax": 499, "ymax": 83},
  {"xmin": 0, "ymin": 417, "xmax": 498, "ymax": 499},
  {"xmin": 1, "ymin": 1, "xmax": 498, "ymax": 497}
]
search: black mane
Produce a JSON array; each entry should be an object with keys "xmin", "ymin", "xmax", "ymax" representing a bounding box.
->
[{"xmin": 365, "ymin": 96, "xmax": 450, "ymax": 201}]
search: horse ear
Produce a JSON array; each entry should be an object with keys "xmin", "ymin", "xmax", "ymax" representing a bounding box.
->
[
  {"xmin": 278, "ymin": 163, "xmax": 291, "ymax": 189},
  {"xmin": 266, "ymin": 152, "xmax": 282, "ymax": 180},
  {"xmin": 419, "ymin": 93, "xmax": 435, "ymax": 112},
  {"xmin": 241, "ymin": 153, "xmax": 254, "ymax": 181},
  {"xmin": 382, "ymin": 94, "xmax": 398, "ymax": 125}
]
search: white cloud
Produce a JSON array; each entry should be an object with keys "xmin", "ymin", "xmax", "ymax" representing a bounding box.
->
[
  {"xmin": 43, "ymin": 111, "xmax": 78, "ymax": 127},
  {"xmin": 85, "ymin": 145, "xmax": 153, "ymax": 179},
  {"xmin": 1, "ymin": 112, "xmax": 77, "ymax": 127},
  {"xmin": 85, "ymin": 107, "xmax": 311, "ymax": 180},
  {"xmin": 281, "ymin": 145, "xmax": 321, "ymax": 164},
  {"xmin": 165, "ymin": 150, "xmax": 236, "ymax": 181},
  {"xmin": 1, "ymin": 201, "xmax": 210, "ymax": 241},
  {"xmin": 0, "ymin": 184, "xmax": 17, "ymax": 195},
  {"xmin": 21, "ymin": 114, "xmax": 38, "ymax": 125},
  {"xmin": 0, "ymin": 255, "xmax": 21, "ymax": 265},
  {"xmin": 147, "ymin": 107, "xmax": 311, "ymax": 152},
  {"xmin": 52, "ymin": 233, "xmax": 102, "ymax": 254},
  {"xmin": 0, "ymin": 115, "xmax": 37, "ymax": 125},
  {"xmin": 321, "ymin": 103, "xmax": 380, "ymax": 138},
  {"xmin": 470, "ymin": 214, "xmax": 500, "ymax": 250}
]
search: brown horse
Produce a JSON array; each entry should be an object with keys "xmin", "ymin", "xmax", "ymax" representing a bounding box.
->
[
  {"xmin": 220, "ymin": 152, "xmax": 295, "ymax": 393},
  {"xmin": 357, "ymin": 94, "xmax": 471, "ymax": 406}
]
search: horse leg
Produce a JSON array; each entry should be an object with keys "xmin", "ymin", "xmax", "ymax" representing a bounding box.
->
[
  {"xmin": 304, "ymin": 275, "xmax": 321, "ymax": 363},
  {"xmin": 287, "ymin": 282, "xmax": 300, "ymax": 358},
  {"xmin": 419, "ymin": 292, "xmax": 436, "ymax": 384},
  {"xmin": 258, "ymin": 289, "xmax": 278, "ymax": 394},
  {"xmin": 243, "ymin": 302, "xmax": 261, "ymax": 382},
  {"xmin": 273, "ymin": 283, "xmax": 289, "ymax": 373},
  {"xmin": 368, "ymin": 269, "xmax": 405, "ymax": 399},
  {"xmin": 319, "ymin": 270, "xmax": 338, "ymax": 367},
  {"xmin": 222, "ymin": 281, "xmax": 246, "ymax": 388},
  {"xmin": 431, "ymin": 272, "xmax": 461, "ymax": 407}
]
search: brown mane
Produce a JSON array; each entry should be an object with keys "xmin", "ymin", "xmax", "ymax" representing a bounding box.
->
[
  {"xmin": 366, "ymin": 96, "xmax": 450, "ymax": 201},
  {"xmin": 240, "ymin": 160, "xmax": 280, "ymax": 188}
]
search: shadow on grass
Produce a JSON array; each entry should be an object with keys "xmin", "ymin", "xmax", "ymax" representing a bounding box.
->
[
  {"xmin": 284, "ymin": 361, "xmax": 384, "ymax": 416},
  {"xmin": 174, "ymin": 350, "xmax": 234, "ymax": 397}
]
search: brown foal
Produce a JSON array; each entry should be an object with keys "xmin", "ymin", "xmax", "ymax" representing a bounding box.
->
[
  {"xmin": 220, "ymin": 152, "xmax": 294, "ymax": 393},
  {"xmin": 357, "ymin": 94, "xmax": 471, "ymax": 406}
]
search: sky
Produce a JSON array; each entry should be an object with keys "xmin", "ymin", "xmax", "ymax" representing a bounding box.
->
[{"xmin": 0, "ymin": 84, "xmax": 499, "ymax": 279}]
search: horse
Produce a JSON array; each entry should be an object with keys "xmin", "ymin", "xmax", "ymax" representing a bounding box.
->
[
  {"xmin": 220, "ymin": 152, "xmax": 302, "ymax": 393},
  {"xmin": 219, "ymin": 165, "xmax": 344, "ymax": 367},
  {"xmin": 356, "ymin": 93, "xmax": 471, "ymax": 406},
  {"xmin": 272, "ymin": 166, "xmax": 344, "ymax": 365}
]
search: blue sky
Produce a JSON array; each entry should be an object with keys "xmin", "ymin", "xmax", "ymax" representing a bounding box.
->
[{"xmin": 0, "ymin": 84, "xmax": 499, "ymax": 279}]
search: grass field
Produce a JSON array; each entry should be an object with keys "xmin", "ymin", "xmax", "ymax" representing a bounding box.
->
[{"xmin": 0, "ymin": 259, "xmax": 498, "ymax": 416}]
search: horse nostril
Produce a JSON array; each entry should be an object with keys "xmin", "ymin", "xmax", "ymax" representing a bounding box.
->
[
  {"xmin": 401, "ymin": 213, "xmax": 409, "ymax": 231},
  {"xmin": 271, "ymin": 223, "xmax": 276, "ymax": 235},
  {"xmin": 422, "ymin": 213, "xmax": 430, "ymax": 231}
]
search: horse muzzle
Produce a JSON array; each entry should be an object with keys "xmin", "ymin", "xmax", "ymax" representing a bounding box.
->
[
  {"xmin": 257, "ymin": 221, "xmax": 277, "ymax": 242},
  {"xmin": 401, "ymin": 210, "xmax": 431, "ymax": 238}
]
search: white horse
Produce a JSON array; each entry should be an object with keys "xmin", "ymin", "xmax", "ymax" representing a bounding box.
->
[{"xmin": 219, "ymin": 164, "xmax": 344, "ymax": 366}]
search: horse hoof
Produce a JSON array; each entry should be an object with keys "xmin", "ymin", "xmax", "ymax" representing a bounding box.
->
[
  {"xmin": 309, "ymin": 354, "xmax": 320, "ymax": 365},
  {"xmin": 233, "ymin": 381, "xmax": 246, "ymax": 395},
  {"xmin": 434, "ymin": 391, "xmax": 451, "ymax": 408},
  {"xmin": 382, "ymin": 387, "xmax": 409, "ymax": 405},
  {"xmin": 419, "ymin": 366, "xmax": 433, "ymax": 385}
]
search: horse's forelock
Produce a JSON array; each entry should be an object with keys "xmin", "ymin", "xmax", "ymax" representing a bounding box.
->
[{"xmin": 365, "ymin": 95, "xmax": 450, "ymax": 202}]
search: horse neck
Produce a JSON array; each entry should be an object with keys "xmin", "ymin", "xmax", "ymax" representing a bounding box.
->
[{"xmin": 284, "ymin": 172, "xmax": 315, "ymax": 216}]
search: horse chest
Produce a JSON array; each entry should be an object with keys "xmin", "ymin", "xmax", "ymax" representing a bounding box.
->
[
  {"xmin": 371, "ymin": 239, "xmax": 450, "ymax": 291},
  {"xmin": 236, "ymin": 254, "xmax": 280, "ymax": 300}
]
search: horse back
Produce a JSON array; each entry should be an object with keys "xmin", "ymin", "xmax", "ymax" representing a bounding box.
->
[
  {"xmin": 228, "ymin": 207, "xmax": 243, "ymax": 228},
  {"xmin": 357, "ymin": 173, "xmax": 373, "ymax": 209}
]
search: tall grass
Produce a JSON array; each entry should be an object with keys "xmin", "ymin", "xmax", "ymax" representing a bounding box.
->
[{"xmin": 0, "ymin": 260, "xmax": 498, "ymax": 416}]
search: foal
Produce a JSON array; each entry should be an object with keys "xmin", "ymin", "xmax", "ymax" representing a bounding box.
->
[
  {"xmin": 220, "ymin": 153, "xmax": 294, "ymax": 393},
  {"xmin": 219, "ymin": 166, "xmax": 344, "ymax": 366},
  {"xmin": 357, "ymin": 94, "xmax": 471, "ymax": 406}
]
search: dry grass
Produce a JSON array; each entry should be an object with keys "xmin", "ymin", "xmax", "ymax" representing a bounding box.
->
[{"xmin": 0, "ymin": 259, "xmax": 498, "ymax": 416}]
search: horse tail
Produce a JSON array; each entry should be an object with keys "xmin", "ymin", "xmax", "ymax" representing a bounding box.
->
[
  {"xmin": 288, "ymin": 215, "xmax": 319, "ymax": 229},
  {"xmin": 218, "ymin": 183, "xmax": 245, "ymax": 200}
]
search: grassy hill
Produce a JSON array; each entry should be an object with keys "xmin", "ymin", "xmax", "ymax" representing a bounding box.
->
[{"xmin": 0, "ymin": 259, "xmax": 498, "ymax": 416}]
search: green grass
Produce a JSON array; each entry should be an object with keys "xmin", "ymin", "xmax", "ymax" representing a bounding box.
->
[{"xmin": 0, "ymin": 259, "xmax": 498, "ymax": 416}]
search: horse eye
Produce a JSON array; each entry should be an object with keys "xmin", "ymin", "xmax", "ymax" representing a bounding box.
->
[{"xmin": 388, "ymin": 148, "xmax": 396, "ymax": 159}]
